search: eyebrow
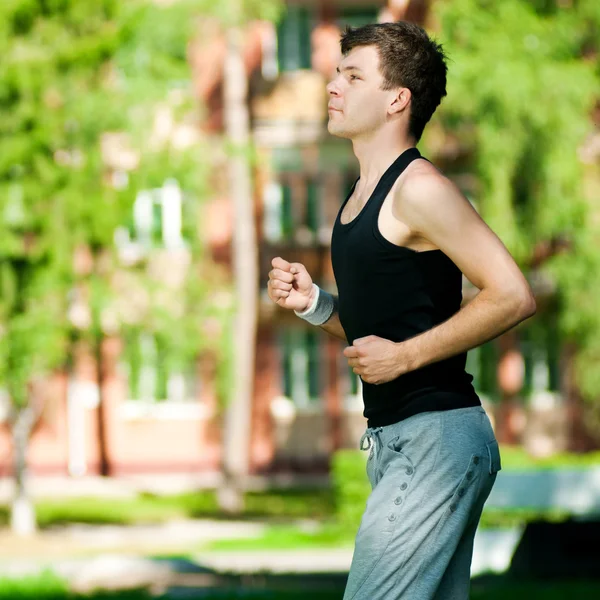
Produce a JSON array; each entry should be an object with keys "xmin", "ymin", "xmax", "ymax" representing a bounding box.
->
[{"xmin": 336, "ymin": 65, "xmax": 363, "ymax": 74}]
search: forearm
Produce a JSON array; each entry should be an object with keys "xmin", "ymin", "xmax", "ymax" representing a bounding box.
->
[
  {"xmin": 318, "ymin": 297, "xmax": 347, "ymax": 341},
  {"xmin": 401, "ymin": 288, "xmax": 536, "ymax": 371},
  {"xmin": 296, "ymin": 285, "xmax": 347, "ymax": 341}
]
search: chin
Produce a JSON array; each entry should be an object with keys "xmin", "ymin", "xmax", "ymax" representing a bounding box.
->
[{"xmin": 327, "ymin": 121, "xmax": 352, "ymax": 139}]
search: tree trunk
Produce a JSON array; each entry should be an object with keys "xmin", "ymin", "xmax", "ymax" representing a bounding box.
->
[
  {"xmin": 217, "ymin": 25, "xmax": 258, "ymax": 513},
  {"xmin": 562, "ymin": 342, "xmax": 598, "ymax": 452},
  {"xmin": 10, "ymin": 406, "xmax": 36, "ymax": 536},
  {"xmin": 94, "ymin": 332, "xmax": 111, "ymax": 476}
]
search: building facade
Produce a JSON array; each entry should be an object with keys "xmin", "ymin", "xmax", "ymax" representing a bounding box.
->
[{"xmin": 0, "ymin": 0, "xmax": 581, "ymax": 481}]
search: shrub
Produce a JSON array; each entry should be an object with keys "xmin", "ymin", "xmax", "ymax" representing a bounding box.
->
[{"xmin": 330, "ymin": 449, "xmax": 370, "ymax": 531}]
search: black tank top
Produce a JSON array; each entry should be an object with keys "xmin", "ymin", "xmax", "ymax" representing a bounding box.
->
[{"xmin": 331, "ymin": 147, "xmax": 480, "ymax": 428}]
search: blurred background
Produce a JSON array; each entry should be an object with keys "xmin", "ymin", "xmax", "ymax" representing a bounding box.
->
[{"xmin": 1, "ymin": 0, "xmax": 600, "ymax": 598}]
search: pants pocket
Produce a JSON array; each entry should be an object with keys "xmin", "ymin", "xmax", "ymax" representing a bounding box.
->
[
  {"xmin": 366, "ymin": 444, "xmax": 377, "ymax": 490},
  {"xmin": 445, "ymin": 452, "xmax": 482, "ymax": 516},
  {"xmin": 486, "ymin": 439, "xmax": 502, "ymax": 474}
]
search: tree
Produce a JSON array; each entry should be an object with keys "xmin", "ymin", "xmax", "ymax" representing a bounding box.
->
[
  {"xmin": 0, "ymin": 0, "xmax": 234, "ymax": 534},
  {"xmin": 215, "ymin": 0, "xmax": 282, "ymax": 513},
  {"xmin": 0, "ymin": 0, "xmax": 129, "ymax": 535},
  {"xmin": 427, "ymin": 0, "xmax": 600, "ymax": 438}
]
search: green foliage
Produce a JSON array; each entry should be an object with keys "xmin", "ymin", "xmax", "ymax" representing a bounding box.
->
[
  {"xmin": 208, "ymin": 521, "xmax": 351, "ymax": 551},
  {"xmin": 430, "ymin": 0, "xmax": 600, "ymax": 408},
  {"xmin": 433, "ymin": 0, "xmax": 598, "ymax": 260},
  {"xmin": 479, "ymin": 507, "xmax": 571, "ymax": 529},
  {"xmin": 0, "ymin": 0, "xmax": 126, "ymax": 407},
  {"xmin": 0, "ymin": 571, "xmax": 69, "ymax": 600},
  {"xmin": 330, "ymin": 449, "xmax": 369, "ymax": 531},
  {"xmin": 204, "ymin": 0, "xmax": 283, "ymax": 28},
  {"xmin": 499, "ymin": 444, "xmax": 600, "ymax": 469},
  {"xmin": 0, "ymin": 0, "xmax": 265, "ymax": 414},
  {"xmin": 330, "ymin": 447, "xmax": 600, "ymax": 535},
  {"xmin": 0, "ymin": 571, "xmax": 154, "ymax": 599}
]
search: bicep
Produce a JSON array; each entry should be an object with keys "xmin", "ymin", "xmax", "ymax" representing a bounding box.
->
[{"xmin": 401, "ymin": 177, "xmax": 530, "ymax": 296}]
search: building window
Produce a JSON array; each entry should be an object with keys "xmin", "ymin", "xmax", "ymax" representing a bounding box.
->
[
  {"xmin": 306, "ymin": 178, "xmax": 320, "ymax": 234},
  {"xmin": 467, "ymin": 321, "xmax": 562, "ymax": 406},
  {"xmin": 263, "ymin": 173, "xmax": 321, "ymax": 244},
  {"xmin": 263, "ymin": 181, "xmax": 285, "ymax": 242},
  {"xmin": 279, "ymin": 327, "xmax": 322, "ymax": 409},
  {"xmin": 121, "ymin": 331, "xmax": 199, "ymax": 403},
  {"xmin": 115, "ymin": 179, "xmax": 189, "ymax": 256},
  {"xmin": 275, "ymin": 6, "xmax": 379, "ymax": 73},
  {"xmin": 276, "ymin": 5, "xmax": 313, "ymax": 71},
  {"xmin": 337, "ymin": 7, "xmax": 379, "ymax": 29},
  {"xmin": 263, "ymin": 170, "xmax": 357, "ymax": 246},
  {"xmin": 521, "ymin": 321, "xmax": 561, "ymax": 398},
  {"xmin": 347, "ymin": 365, "xmax": 361, "ymax": 396}
]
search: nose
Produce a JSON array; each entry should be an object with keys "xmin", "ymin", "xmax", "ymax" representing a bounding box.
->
[{"xmin": 326, "ymin": 78, "xmax": 340, "ymax": 97}]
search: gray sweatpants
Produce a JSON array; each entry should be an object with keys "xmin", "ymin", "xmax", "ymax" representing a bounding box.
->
[{"xmin": 343, "ymin": 406, "xmax": 501, "ymax": 600}]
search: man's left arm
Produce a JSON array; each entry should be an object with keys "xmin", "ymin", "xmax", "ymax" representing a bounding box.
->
[
  {"xmin": 344, "ymin": 171, "xmax": 537, "ymax": 384},
  {"xmin": 395, "ymin": 172, "xmax": 536, "ymax": 374}
]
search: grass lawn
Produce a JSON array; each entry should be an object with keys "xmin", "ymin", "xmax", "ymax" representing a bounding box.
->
[
  {"xmin": 0, "ymin": 445, "xmax": 596, "ymax": 539},
  {"xmin": 205, "ymin": 508, "xmax": 575, "ymax": 552},
  {"xmin": 207, "ymin": 520, "xmax": 355, "ymax": 551},
  {"xmin": 0, "ymin": 487, "xmax": 577, "ymax": 557},
  {"xmin": 498, "ymin": 446, "xmax": 600, "ymax": 470},
  {"xmin": 2, "ymin": 572, "xmax": 600, "ymax": 599},
  {"xmin": 0, "ymin": 488, "xmax": 335, "ymax": 529}
]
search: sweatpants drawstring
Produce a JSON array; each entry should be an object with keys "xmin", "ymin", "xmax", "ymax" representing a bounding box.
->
[{"xmin": 359, "ymin": 426, "xmax": 384, "ymax": 452}]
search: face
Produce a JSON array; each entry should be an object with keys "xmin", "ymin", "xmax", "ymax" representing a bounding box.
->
[{"xmin": 326, "ymin": 46, "xmax": 403, "ymax": 140}]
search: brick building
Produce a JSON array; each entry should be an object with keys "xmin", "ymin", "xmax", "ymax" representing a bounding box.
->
[{"xmin": 0, "ymin": 0, "xmax": 579, "ymax": 481}]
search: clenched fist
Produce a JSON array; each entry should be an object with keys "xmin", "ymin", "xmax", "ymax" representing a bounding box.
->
[{"xmin": 267, "ymin": 257, "xmax": 315, "ymax": 312}]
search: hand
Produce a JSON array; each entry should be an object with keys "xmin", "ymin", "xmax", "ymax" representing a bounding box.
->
[
  {"xmin": 267, "ymin": 257, "xmax": 315, "ymax": 312},
  {"xmin": 343, "ymin": 335, "xmax": 412, "ymax": 385}
]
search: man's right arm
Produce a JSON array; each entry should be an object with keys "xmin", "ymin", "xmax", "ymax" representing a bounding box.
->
[
  {"xmin": 268, "ymin": 257, "xmax": 347, "ymax": 341},
  {"xmin": 318, "ymin": 296, "xmax": 347, "ymax": 342}
]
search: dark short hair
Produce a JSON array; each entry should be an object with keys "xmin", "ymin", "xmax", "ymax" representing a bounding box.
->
[{"xmin": 340, "ymin": 21, "xmax": 448, "ymax": 141}]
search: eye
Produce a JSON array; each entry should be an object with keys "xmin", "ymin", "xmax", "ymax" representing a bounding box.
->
[{"xmin": 349, "ymin": 75, "xmax": 359, "ymax": 81}]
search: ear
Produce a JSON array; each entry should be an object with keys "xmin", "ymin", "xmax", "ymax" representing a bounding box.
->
[{"xmin": 388, "ymin": 87, "xmax": 411, "ymax": 116}]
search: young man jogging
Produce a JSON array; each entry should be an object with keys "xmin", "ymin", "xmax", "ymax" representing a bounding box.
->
[{"xmin": 267, "ymin": 22, "xmax": 536, "ymax": 599}]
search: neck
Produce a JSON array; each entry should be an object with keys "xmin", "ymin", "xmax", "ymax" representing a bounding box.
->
[{"xmin": 352, "ymin": 127, "xmax": 417, "ymax": 183}]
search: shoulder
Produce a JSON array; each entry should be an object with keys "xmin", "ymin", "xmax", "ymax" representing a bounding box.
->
[{"xmin": 393, "ymin": 159, "xmax": 473, "ymax": 233}]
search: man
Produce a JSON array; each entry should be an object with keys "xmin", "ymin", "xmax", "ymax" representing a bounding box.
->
[{"xmin": 267, "ymin": 21, "xmax": 536, "ymax": 600}]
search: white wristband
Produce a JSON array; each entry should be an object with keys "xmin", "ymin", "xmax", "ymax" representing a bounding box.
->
[{"xmin": 294, "ymin": 284, "xmax": 335, "ymax": 326}]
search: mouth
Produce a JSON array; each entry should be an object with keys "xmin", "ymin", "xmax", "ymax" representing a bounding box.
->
[{"xmin": 328, "ymin": 107, "xmax": 342, "ymax": 113}]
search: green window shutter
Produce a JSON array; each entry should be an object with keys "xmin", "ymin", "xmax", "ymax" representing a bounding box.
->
[
  {"xmin": 306, "ymin": 178, "xmax": 319, "ymax": 234},
  {"xmin": 279, "ymin": 327, "xmax": 322, "ymax": 407},
  {"xmin": 547, "ymin": 321, "xmax": 560, "ymax": 392},
  {"xmin": 466, "ymin": 345, "xmax": 481, "ymax": 391},
  {"xmin": 281, "ymin": 181, "xmax": 294, "ymax": 240},
  {"xmin": 277, "ymin": 5, "xmax": 312, "ymax": 72},
  {"xmin": 281, "ymin": 330, "xmax": 293, "ymax": 399},
  {"xmin": 123, "ymin": 329, "xmax": 142, "ymax": 400},
  {"xmin": 348, "ymin": 365, "xmax": 359, "ymax": 396},
  {"xmin": 306, "ymin": 329, "xmax": 321, "ymax": 400},
  {"xmin": 155, "ymin": 337, "xmax": 169, "ymax": 402},
  {"xmin": 521, "ymin": 317, "xmax": 561, "ymax": 398},
  {"xmin": 122, "ymin": 331, "xmax": 199, "ymax": 402},
  {"xmin": 479, "ymin": 341, "xmax": 500, "ymax": 402},
  {"xmin": 338, "ymin": 7, "xmax": 379, "ymax": 30},
  {"xmin": 521, "ymin": 331, "xmax": 534, "ymax": 398}
]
